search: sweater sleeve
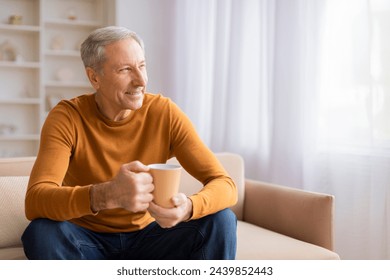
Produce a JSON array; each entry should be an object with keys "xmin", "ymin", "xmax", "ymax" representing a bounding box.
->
[
  {"xmin": 168, "ymin": 101, "xmax": 238, "ymax": 219},
  {"xmin": 25, "ymin": 103, "xmax": 95, "ymax": 221}
]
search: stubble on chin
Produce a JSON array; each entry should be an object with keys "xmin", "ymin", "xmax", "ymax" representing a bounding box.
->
[{"xmin": 125, "ymin": 92, "xmax": 144, "ymax": 111}]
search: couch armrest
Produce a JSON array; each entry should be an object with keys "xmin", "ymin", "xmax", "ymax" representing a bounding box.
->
[{"xmin": 243, "ymin": 179, "xmax": 335, "ymax": 251}]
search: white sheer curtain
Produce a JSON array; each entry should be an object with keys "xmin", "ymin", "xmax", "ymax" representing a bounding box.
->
[
  {"xmin": 169, "ymin": 0, "xmax": 389, "ymax": 259},
  {"xmin": 172, "ymin": 0, "xmax": 278, "ymax": 182},
  {"xmin": 304, "ymin": 0, "xmax": 390, "ymax": 259}
]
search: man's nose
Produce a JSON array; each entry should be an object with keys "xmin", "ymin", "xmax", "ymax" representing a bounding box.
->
[{"xmin": 132, "ymin": 69, "xmax": 147, "ymax": 87}]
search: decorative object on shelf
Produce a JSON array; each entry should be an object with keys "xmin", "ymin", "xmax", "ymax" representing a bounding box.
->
[
  {"xmin": 0, "ymin": 124, "xmax": 16, "ymax": 135},
  {"xmin": 50, "ymin": 35, "xmax": 64, "ymax": 50},
  {"xmin": 56, "ymin": 67, "xmax": 74, "ymax": 82},
  {"xmin": 0, "ymin": 40, "xmax": 18, "ymax": 61},
  {"xmin": 14, "ymin": 54, "xmax": 24, "ymax": 63},
  {"xmin": 67, "ymin": 7, "xmax": 77, "ymax": 20},
  {"xmin": 8, "ymin": 15, "xmax": 23, "ymax": 25}
]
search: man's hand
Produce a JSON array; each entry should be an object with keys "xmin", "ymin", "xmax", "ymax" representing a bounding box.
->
[
  {"xmin": 148, "ymin": 193, "xmax": 193, "ymax": 228},
  {"xmin": 90, "ymin": 161, "xmax": 154, "ymax": 213}
]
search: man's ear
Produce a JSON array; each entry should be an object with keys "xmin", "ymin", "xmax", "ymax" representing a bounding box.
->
[{"xmin": 86, "ymin": 67, "xmax": 100, "ymax": 90}]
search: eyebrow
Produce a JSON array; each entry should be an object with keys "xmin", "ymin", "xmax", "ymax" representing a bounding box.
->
[{"xmin": 116, "ymin": 60, "xmax": 146, "ymax": 68}]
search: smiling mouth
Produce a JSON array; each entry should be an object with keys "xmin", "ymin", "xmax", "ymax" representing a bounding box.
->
[{"xmin": 125, "ymin": 92, "xmax": 142, "ymax": 96}]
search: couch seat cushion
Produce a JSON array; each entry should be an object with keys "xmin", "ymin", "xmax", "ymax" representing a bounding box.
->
[
  {"xmin": 0, "ymin": 176, "xmax": 30, "ymax": 248},
  {"xmin": 0, "ymin": 246, "xmax": 26, "ymax": 260},
  {"xmin": 236, "ymin": 221, "xmax": 339, "ymax": 260},
  {"xmin": 1, "ymin": 221, "xmax": 340, "ymax": 260}
]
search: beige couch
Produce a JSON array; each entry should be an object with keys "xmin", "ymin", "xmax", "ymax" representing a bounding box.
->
[{"xmin": 0, "ymin": 153, "xmax": 340, "ymax": 260}]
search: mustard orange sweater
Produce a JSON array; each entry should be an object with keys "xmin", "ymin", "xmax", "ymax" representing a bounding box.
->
[{"xmin": 25, "ymin": 93, "xmax": 237, "ymax": 233}]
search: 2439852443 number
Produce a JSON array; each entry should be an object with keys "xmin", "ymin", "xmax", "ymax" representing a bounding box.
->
[{"xmin": 209, "ymin": 266, "xmax": 273, "ymax": 276}]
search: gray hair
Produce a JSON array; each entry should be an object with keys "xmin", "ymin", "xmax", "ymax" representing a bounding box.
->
[{"xmin": 80, "ymin": 26, "xmax": 144, "ymax": 72}]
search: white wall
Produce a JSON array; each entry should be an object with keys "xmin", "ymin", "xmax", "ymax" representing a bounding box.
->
[{"xmin": 115, "ymin": 0, "xmax": 177, "ymax": 97}]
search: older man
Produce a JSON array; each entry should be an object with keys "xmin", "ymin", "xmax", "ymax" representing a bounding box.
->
[{"xmin": 22, "ymin": 26, "xmax": 237, "ymax": 260}]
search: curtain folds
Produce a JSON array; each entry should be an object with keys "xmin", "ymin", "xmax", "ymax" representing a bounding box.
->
[{"xmin": 170, "ymin": 0, "xmax": 389, "ymax": 259}]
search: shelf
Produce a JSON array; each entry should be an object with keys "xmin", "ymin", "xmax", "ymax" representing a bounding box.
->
[
  {"xmin": 44, "ymin": 19, "xmax": 102, "ymax": 28},
  {"xmin": 0, "ymin": 98, "xmax": 40, "ymax": 105},
  {"xmin": 0, "ymin": 61, "xmax": 40, "ymax": 69},
  {"xmin": 45, "ymin": 50, "xmax": 80, "ymax": 57},
  {"xmin": 0, "ymin": 134, "xmax": 40, "ymax": 141},
  {"xmin": 0, "ymin": 24, "xmax": 40, "ymax": 33},
  {"xmin": 0, "ymin": 0, "xmax": 110, "ymax": 157},
  {"xmin": 45, "ymin": 81, "xmax": 91, "ymax": 88}
]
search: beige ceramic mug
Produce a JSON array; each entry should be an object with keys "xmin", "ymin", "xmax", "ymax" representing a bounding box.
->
[{"xmin": 148, "ymin": 163, "xmax": 182, "ymax": 208}]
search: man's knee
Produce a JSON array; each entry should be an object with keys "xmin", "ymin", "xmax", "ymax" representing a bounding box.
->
[
  {"xmin": 22, "ymin": 219, "xmax": 66, "ymax": 242},
  {"xmin": 22, "ymin": 219, "xmax": 75, "ymax": 259},
  {"xmin": 197, "ymin": 208, "xmax": 237, "ymax": 259},
  {"xmin": 215, "ymin": 208, "xmax": 237, "ymax": 223},
  {"xmin": 198, "ymin": 208, "xmax": 237, "ymax": 243},
  {"xmin": 210, "ymin": 208, "xmax": 237, "ymax": 232}
]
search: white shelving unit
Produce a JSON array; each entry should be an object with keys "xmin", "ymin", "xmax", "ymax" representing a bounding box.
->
[{"xmin": 0, "ymin": 0, "xmax": 113, "ymax": 157}]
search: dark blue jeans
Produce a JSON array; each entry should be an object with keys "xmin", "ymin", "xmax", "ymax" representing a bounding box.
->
[{"xmin": 21, "ymin": 209, "xmax": 237, "ymax": 260}]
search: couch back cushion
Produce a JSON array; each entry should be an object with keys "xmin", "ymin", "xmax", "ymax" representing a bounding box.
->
[
  {"xmin": 0, "ymin": 157, "xmax": 35, "ymax": 176},
  {"xmin": 0, "ymin": 176, "xmax": 30, "ymax": 248},
  {"xmin": 167, "ymin": 153, "xmax": 245, "ymax": 220}
]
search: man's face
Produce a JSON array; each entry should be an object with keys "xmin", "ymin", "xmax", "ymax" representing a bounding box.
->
[{"xmin": 93, "ymin": 38, "xmax": 148, "ymax": 116}]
